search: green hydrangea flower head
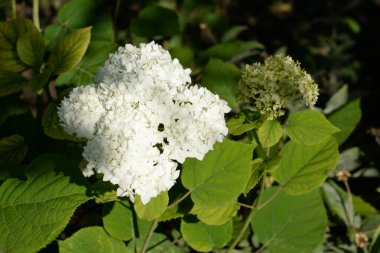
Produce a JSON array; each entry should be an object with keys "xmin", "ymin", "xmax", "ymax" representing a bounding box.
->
[{"xmin": 239, "ymin": 55, "xmax": 319, "ymax": 120}]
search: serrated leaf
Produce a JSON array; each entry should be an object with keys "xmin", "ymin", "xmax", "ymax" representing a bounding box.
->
[
  {"xmin": 49, "ymin": 27, "xmax": 91, "ymax": 74},
  {"xmin": 134, "ymin": 191, "xmax": 169, "ymax": 221},
  {"xmin": 287, "ymin": 110, "xmax": 340, "ymax": 145},
  {"xmin": 258, "ymin": 120, "xmax": 282, "ymax": 147},
  {"xmin": 328, "ymin": 99, "xmax": 361, "ymax": 145},
  {"xmin": 102, "ymin": 200, "xmax": 134, "ymax": 241},
  {"xmin": 191, "ymin": 202, "xmax": 239, "ymax": 225},
  {"xmin": 16, "ymin": 25, "xmax": 45, "ymax": 67},
  {"xmin": 273, "ymin": 137, "xmax": 339, "ymax": 195},
  {"xmin": 181, "ymin": 217, "xmax": 232, "ymax": 252},
  {"xmin": 324, "ymin": 85, "xmax": 348, "ymax": 114},
  {"xmin": 0, "ymin": 135, "xmax": 28, "ymax": 165},
  {"xmin": 56, "ymin": 41, "xmax": 118, "ymax": 86},
  {"xmin": 0, "ymin": 19, "xmax": 34, "ymax": 72},
  {"xmin": 202, "ymin": 58, "xmax": 240, "ymax": 109},
  {"xmin": 226, "ymin": 110, "xmax": 260, "ymax": 136},
  {"xmin": 251, "ymin": 187, "xmax": 327, "ymax": 253},
  {"xmin": 0, "ymin": 71, "xmax": 28, "ymax": 96},
  {"xmin": 0, "ymin": 154, "xmax": 90, "ymax": 253},
  {"xmin": 59, "ymin": 227, "xmax": 128, "ymax": 253},
  {"xmin": 182, "ymin": 140, "xmax": 254, "ymax": 210},
  {"xmin": 131, "ymin": 6, "xmax": 180, "ymax": 37},
  {"xmin": 42, "ymin": 101, "xmax": 84, "ymax": 141},
  {"xmin": 243, "ymin": 158, "xmax": 264, "ymax": 196}
]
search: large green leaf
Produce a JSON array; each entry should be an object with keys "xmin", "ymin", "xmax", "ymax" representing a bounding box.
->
[
  {"xmin": 0, "ymin": 71, "xmax": 28, "ymax": 96},
  {"xmin": 258, "ymin": 120, "xmax": 282, "ymax": 147},
  {"xmin": 287, "ymin": 110, "xmax": 340, "ymax": 145},
  {"xmin": 181, "ymin": 217, "xmax": 232, "ymax": 252},
  {"xmin": 182, "ymin": 140, "xmax": 254, "ymax": 223},
  {"xmin": 102, "ymin": 200, "xmax": 134, "ymax": 241},
  {"xmin": 328, "ymin": 99, "xmax": 361, "ymax": 145},
  {"xmin": 0, "ymin": 135, "xmax": 28, "ymax": 165},
  {"xmin": 0, "ymin": 19, "xmax": 34, "ymax": 72},
  {"xmin": 226, "ymin": 110, "xmax": 260, "ymax": 136},
  {"xmin": 16, "ymin": 24, "xmax": 45, "ymax": 67},
  {"xmin": 56, "ymin": 41, "xmax": 118, "ymax": 86},
  {"xmin": 134, "ymin": 191, "xmax": 169, "ymax": 221},
  {"xmin": 0, "ymin": 154, "xmax": 90, "ymax": 253},
  {"xmin": 251, "ymin": 187, "xmax": 327, "ymax": 253},
  {"xmin": 130, "ymin": 6, "xmax": 180, "ymax": 37},
  {"xmin": 190, "ymin": 202, "xmax": 239, "ymax": 225},
  {"xmin": 42, "ymin": 100, "xmax": 84, "ymax": 142},
  {"xmin": 202, "ymin": 58, "xmax": 240, "ymax": 109},
  {"xmin": 59, "ymin": 227, "xmax": 128, "ymax": 253},
  {"xmin": 273, "ymin": 137, "xmax": 339, "ymax": 195},
  {"xmin": 49, "ymin": 27, "xmax": 91, "ymax": 74}
]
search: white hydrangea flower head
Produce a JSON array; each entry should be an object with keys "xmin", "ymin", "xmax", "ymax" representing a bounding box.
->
[
  {"xmin": 239, "ymin": 55, "xmax": 319, "ymax": 120},
  {"xmin": 58, "ymin": 42, "xmax": 230, "ymax": 204}
]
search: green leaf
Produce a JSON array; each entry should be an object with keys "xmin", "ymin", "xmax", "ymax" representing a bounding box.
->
[
  {"xmin": 0, "ymin": 95, "xmax": 28, "ymax": 125},
  {"xmin": 49, "ymin": 27, "xmax": 91, "ymax": 74},
  {"xmin": 0, "ymin": 19, "xmax": 34, "ymax": 72},
  {"xmin": 199, "ymin": 40, "xmax": 264, "ymax": 62},
  {"xmin": 56, "ymin": 41, "xmax": 118, "ymax": 86},
  {"xmin": 130, "ymin": 6, "xmax": 180, "ymax": 37},
  {"xmin": 182, "ymin": 140, "xmax": 254, "ymax": 220},
  {"xmin": 324, "ymin": 84, "xmax": 348, "ymax": 114},
  {"xmin": 190, "ymin": 202, "xmax": 239, "ymax": 225},
  {"xmin": 273, "ymin": 137, "xmax": 339, "ymax": 195},
  {"xmin": 102, "ymin": 200, "xmax": 134, "ymax": 241},
  {"xmin": 16, "ymin": 24, "xmax": 45, "ymax": 67},
  {"xmin": 258, "ymin": 120, "xmax": 282, "ymax": 147},
  {"xmin": 169, "ymin": 46, "xmax": 194, "ymax": 68},
  {"xmin": 0, "ymin": 135, "xmax": 28, "ymax": 165},
  {"xmin": 287, "ymin": 109, "xmax": 340, "ymax": 145},
  {"xmin": 337, "ymin": 147, "xmax": 361, "ymax": 171},
  {"xmin": 42, "ymin": 100, "xmax": 84, "ymax": 142},
  {"xmin": 127, "ymin": 232, "xmax": 184, "ymax": 253},
  {"xmin": 57, "ymin": 0, "xmax": 113, "ymax": 42},
  {"xmin": 202, "ymin": 58, "xmax": 240, "ymax": 109},
  {"xmin": 0, "ymin": 154, "xmax": 90, "ymax": 253},
  {"xmin": 181, "ymin": 217, "xmax": 232, "ymax": 252},
  {"xmin": 328, "ymin": 99, "xmax": 361, "ymax": 145},
  {"xmin": 251, "ymin": 187, "xmax": 327, "ymax": 253},
  {"xmin": 243, "ymin": 158, "xmax": 264, "ymax": 195},
  {"xmin": 226, "ymin": 110, "xmax": 261, "ymax": 136},
  {"xmin": 0, "ymin": 71, "xmax": 28, "ymax": 96},
  {"xmin": 134, "ymin": 191, "xmax": 169, "ymax": 221},
  {"xmin": 59, "ymin": 227, "xmax": 128, "ymax": 253},
  {"xmin": 221, "ymin": 26, "xmax": 248, "ymax": 42}
]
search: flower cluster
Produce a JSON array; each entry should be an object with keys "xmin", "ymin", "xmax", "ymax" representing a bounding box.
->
[
  {"xmin": 239, "ymin": 55, "xmax": 319, "ymax": 120},
  {"xmin": 58, "ymin": 42, "xmax": 230, "ymax": 204}
]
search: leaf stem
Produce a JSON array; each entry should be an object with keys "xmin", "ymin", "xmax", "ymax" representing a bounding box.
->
[
  {"xmin": 343, "ymin": 179, "xmax": 354, "ymax": 227},
  {"xmin": 238, "ymin": 202, "xmax": 254, "ymax": 209},
  {"xmin": 166, "ymin": 190, "xmax": 191, "ymax": 210},
  {"xmin": 33, "ymin": 0, "xmax": 40, "ymax": 31},
  {"xmin": 11, "ymin": 0, "xmax": 17, "ymax": 19},
  {"xmin": 140, "ymin": 219, "xmax": 159, "ymax": 253}
]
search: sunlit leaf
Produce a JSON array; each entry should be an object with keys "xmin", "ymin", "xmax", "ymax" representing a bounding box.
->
[
  {"xmin": 257, "ymin": 120, "xmax": 282, "ymax": 147},
  {"xmin": 134, "ymin": 191, "xmax": 169, "ymax": 221}
]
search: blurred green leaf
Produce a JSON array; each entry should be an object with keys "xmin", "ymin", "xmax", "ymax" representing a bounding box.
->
[
  {"xmin": 221, "ymin": 26, "xmax": 248, "ymax": 42},
  {"xmin": 0, "ymin": 96, "xmax": 28, "ymax": 125},
  {"xmin": 59, "ymin": 227, "xmax": 128, "ymax": 253},
  {"xmin": 169, "ymin": 46, "xmax": 194, "ymax": 68},
  {"xmin": 56, "ymin": 41, "xmax": 118, "ymax": 86},
  {"xmin": 16, "ymin": 24, "xmax": 44, "ymax": 67},
  {"xmin": 258, "ymin": 120, "xmax": 282, "ymax": 147},
  {"xmin": 324, "ymin": 84, "xmax": 348, "ymax": 114},
  {"xmin": 134, "ymin": 191, "xmax": 169, "ymax": 221},
  {"xmin": 202, "ymin": 58, "xmax": 240, "ymax": 109},
  {"xmin": 274, "ymin": 137, "xmax": 339, "ymax": 195},
  {"xmin": 0, "ymin": 71, "xmax": 28, "ymax": 96},
  {"xmin": 0, "ymin": 154, "xmax": 90, "ymax": 253},
  {"xmin": 0, "ymin": 135, "xmax": 27, "ymax": 165},
  {"xmin": 337, "ymin": 147, "xmax": 361, "ymax": 171},
  {"xmin": 328, "ymin": 99, "xmax": 361, "ymax": 145},
  {"xmin": 0, "ymin": 19, "xmax": 34, "ymax": 72},
  {"xmin": 251, "ymin": 187, "xmax": 327, "ymax": 253},
  {"xmin": 287, "ymin": 110, "xmax": 340, "ymax": 145},
  {"xmin": 102, "ymin": 200, "xmax": 133, "ymax": 241},
  {"xmin": 181, "ymin": 217, "xmax": 232, "ymax": 252},
  {"xmin": 127, "ymin": 232, "xmax": 184, "ymax": 253},
  {"xmin": 49, "ymin": 27, "xmax": 91, "ymax": 74},
  {"xmin": 131, "ymin": 6, "xmax": 180, "ymax": 37}
]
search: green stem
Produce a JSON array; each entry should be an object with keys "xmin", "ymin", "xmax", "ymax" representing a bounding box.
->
[
  {"xmin": 238, "ymin": 202, "xmax": 254, "ymax": 209},
  {"xmin": 11, "ymin": 0, "xmax": 16, "ymax": 19},
  {"xmin": 140, "ymin": 219, "xmax": 158, "ymax": 253},
  {"xmin": 33, "ymin": 0, "xmax": 40, "ymax": 31},
  {"xmin": 167, "ymin": 190, "xmax": 191, "ymax": 209},
  {"xmin": 343, "ymin": 179, "xmax": 354, "ymax": 227}
]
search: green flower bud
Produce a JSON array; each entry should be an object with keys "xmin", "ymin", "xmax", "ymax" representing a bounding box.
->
[{"xmin": 239, "ymin": 55, "xmax": 319, "ymax": 120}]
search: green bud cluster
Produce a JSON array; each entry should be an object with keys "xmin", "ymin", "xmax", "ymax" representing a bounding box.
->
[{"xmin": 239, "ymin": 55, "xmax": 319, "ymax": 120}]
